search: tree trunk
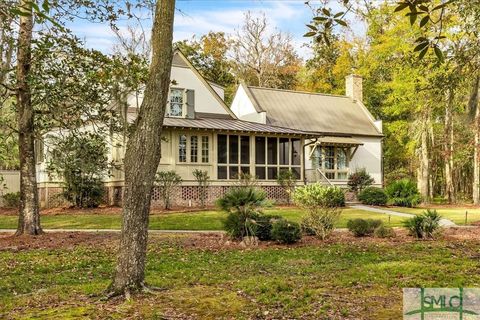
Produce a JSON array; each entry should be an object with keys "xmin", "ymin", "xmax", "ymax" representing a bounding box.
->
[
  {"xmin": 110, "ymin": 0, "xmax": 175, "ymax": 295},
  {"xmin": 444, "ymin": 89, "xmax": 455, "ymax": 203},
  {"xmin": 417, "ymin": 114, "xmax": 429, "ymax": 203},
  {"xmin": 15, "ymin": 1, "xmax": 42, "ymax": 236},
  {"xmin": 472, "ymin": 77, "xmax": 480, "ymax": 205}
]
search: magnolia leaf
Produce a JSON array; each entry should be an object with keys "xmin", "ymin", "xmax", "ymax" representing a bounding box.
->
[
  {"xmin": 419, "ymin": 15, "xmax": 430, "ymax": 28},
  {"xmin": 322, "ymin": 8, "xmax": 330, "ymax": 16},
  {"xmin": 334, "ymin": 11, "xmax": 345, "ymax": 18},
  {"xmin": 434, "ymin": 46, "xmax": 444, "ymax": 62},
  {"xmin": 394, "ymin": 3, "xmax": 409, "ymax": 12},
  {"xmin": 408, "ymin": 12, "xmax": 418, "ymax": 25},
  {"xmin": 418, "ymin": 47, "xmax": 429, "ymax": 60},
  {"xmin": 307, "ymin": 24, "xmax": 317, "ymax": 31},
  {"xmin": 335, "ymin": 19, "xmax": 348, "ymax": 27},
  {"xmin": 304, "ymin": 31, "xmax": 317, "ymax": 37},
  {"xmin": 313, "ymin": 16, "xmax": 328, "ymax": 22},
  {"xmin": 414, "ymin": 41, "xmax": 429, "ymax": 52}
]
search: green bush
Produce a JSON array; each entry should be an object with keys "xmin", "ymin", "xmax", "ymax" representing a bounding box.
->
[
  {"xmin": 218, "ymin": 187, "xmax": 268, "ymax": 240},
  {"xmin": 385, "ymin": 179, "xmax": 421, "ymax": 207},
  {"xmin": 155, "ymin": 171, "xmax": 182, "ymax": 210},
  {"xmin": 293, "ymin": 184, "xmax": 345, "ymax": 208},
  {"xmin": 301, "ymin": 207, "xmax": 341, "ymax": 240},
  {"xmin": 403, "ymin": 209, "xmax": 442, "ymax": 239},
  {"xmin": 271, "ymin": 219, "xmax": 302, "ymax": 244},
  {"xmin": 374, "ymin": 225, "xmax": 396, "ymax": 238},
  {"xmin": 358, "ymin": 187, "xmax": 388, "ymax": 206},
  {"xmin": 348, "ymin": 168, "xmax": 374, "ymax": 193},
  {"xmin": 254, "ymin": 214, "xmax": 282, "ymax": 241},
  {"xmin": 347, "ymin": 218, "xmax": 383, "ymax": 237},
  {"xmin": 2, "ymin": 192, "xmax": 20, "ymax": 208}
]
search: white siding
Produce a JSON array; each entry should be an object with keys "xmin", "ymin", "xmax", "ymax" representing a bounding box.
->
[
  {"xmin": 349, "ymin": 136, "xmax": 383, "ymax": 186},
  {"xmin": 230, "ymin": 85, "xmax": 266, "ymax": 124}
]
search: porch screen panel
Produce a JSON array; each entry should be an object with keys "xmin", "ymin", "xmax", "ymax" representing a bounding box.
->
[
  {"xmin": 255, "ymin": 137, "xmax": 265, "ymax": 164},
  {"xmin": 291, "ymin": 139, "xmax": 301, "ymax": 165},
  {"xmin": 267, "ymin": 137, "xmax": 277, "ymax": 165},
  {"xmin": 240, "ymin": 136, "xmax": 250, "ymax": 164},
  {"xmin": 279, "ymin": 138, "xmax": 289, "ymax": 165},
  {"xmin": 217, "ymin": 135, "xmax": 227, "ymax": 164},
  {"xmin": 229, "ymin": 135, "xmax": 239, "ymax": 164}
]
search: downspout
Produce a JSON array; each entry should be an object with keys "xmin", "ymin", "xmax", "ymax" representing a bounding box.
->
[{"xmin": 303, "ymin": 137, "xmax": 319, "ymax": 185}]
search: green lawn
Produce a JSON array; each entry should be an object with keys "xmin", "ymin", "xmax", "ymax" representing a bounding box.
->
[
  {"xmin": 385, "ymin": 206, "xmax": 480, "ymax": 225},
  {"xmin": 1, "ymin": 233, "xmax": 480, "ymax": 319},
  {"xmin": 0, "ymin": 207, "xmax": 406, "ymax": 230}
]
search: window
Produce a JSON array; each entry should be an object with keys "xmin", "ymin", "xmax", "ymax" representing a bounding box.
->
[
  {"xmin": 202, "ymin": 136, "xmax": 209, "ymax": 163},
  {"xmin": 168, "ymin": 88, "xmax": 184, "ymax": 117},
  {"xmin": 190, "ymin": 136, "xmax": 198, "ymax": 162},
  {"xmin": 254, "ymin": 137, "xmax": 302, "ymax": 180},
  {"xmin": 313, "ymin": 146, "xmax": 350, "ymax": 180},
  {"xmin": 179, "ymin": 135, "xmax": 187, "ymax": 162},
  {"xmin": 217, "ymin": 134, "xmax": 250, "ymax": 180},
  {"xmin": 178, "ymin": 134, "xmax": 209, "ymax": 164}
]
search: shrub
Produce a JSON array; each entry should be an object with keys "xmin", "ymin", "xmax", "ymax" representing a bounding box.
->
[
  {"xmin": 2, "ymin": 192, "xmax": 20, "ymax": 208},
  {"xmin": 155, "ymin": 171, "xmax": 182, "ymax": 210},
  {"xmin": 277, "ymin": 169, "xmax": 297, "ymax": 205},
  {"xmin": 374, "ymin": 225, "xmax": 396, "ymax": 238},
  {"xmin": 271, "ymin": 219, "xmax": 302, "ymax": 244},
  {"xmin": 254, "ymin": 214, "xmax": 282, "ymax": 241},
  {"xmin": 347, "ymin": 218, "xmax": 383, "ymax": 237},
  {"xmin": 348, "ymin": 168, "xmax": 374, "ymax": 193},
  {"xmin": 358, "ymin": 187, "xmax": 388, "ymax": 206},
  {"xmin": 385, "ymin": 179, "xmax": 421, "ymax": 207},
  {"xmin": 47, "ymin": 133, "xmax": 110, "ymax": 208},
  {"xmin": 218, "ymin": 187, "xmax": 268, "ymax": 240},
  {"xmin": 301, "ymin": 207, "xmax": 341, "ymax": 240},
  {"xmin": 403, "ymin": 209, "xmax": 441, "ymax": 239},
  {"xmin": 192, "ymin": 169, "xmax": 209, "ymax": 208},
  {"xmin": 293, "ymin": 184, "xmax": 345, "ymax": 208}
]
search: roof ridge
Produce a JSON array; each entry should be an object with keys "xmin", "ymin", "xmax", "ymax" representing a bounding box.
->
[{"xmin": 247, "ymin": 85, "xmax": 349, "ymax": 99}]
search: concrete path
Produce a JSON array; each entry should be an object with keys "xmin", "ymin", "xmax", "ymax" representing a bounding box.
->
[
  {"xmin": 350, "ymin": 204, "xmax": 457, "ymax": 227},
  {"xmin": 0, "ymin": 229, "xmax": 225, "ymax": 234}
]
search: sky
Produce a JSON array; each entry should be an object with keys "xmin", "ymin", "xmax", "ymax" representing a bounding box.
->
[{"xmin": 67, "ymin": 0, "xmax": 365, "ymax": 59}]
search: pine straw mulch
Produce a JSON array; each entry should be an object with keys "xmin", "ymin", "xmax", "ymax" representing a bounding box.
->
[{"xmin": 0, "ymin": 226, "xmax": 479, "ymax": 252}]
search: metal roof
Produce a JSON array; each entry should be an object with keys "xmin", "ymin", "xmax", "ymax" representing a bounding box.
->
[
  {"xmin": 245, "ymin": 85, "xmax": 383, "ymax": 137},
  {"xmin": 162, "ymin": 116, "xmax": 312, "ymax": 136},
  {"xmin": 317, "ymin": 136, "xmax": 363, "ymax": 145}
]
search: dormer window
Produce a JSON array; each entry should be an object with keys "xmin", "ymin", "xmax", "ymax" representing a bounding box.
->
[{"xmin": 167, "ymin": 88, "xmax": 185, "ymax": 117}]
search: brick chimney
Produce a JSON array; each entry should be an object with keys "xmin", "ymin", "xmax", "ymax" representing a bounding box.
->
[{"xmin": 345, "ymin": 74, "xmax": 363, "ymax": 102}]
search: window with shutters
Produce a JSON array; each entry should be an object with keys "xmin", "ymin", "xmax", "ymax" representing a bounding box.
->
[{"xmin": 167, "ymin": 88, "xmax": 185, "ymax": 117}]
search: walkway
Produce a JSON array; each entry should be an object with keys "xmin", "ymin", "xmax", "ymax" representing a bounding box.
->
[{"xmin": 350, "ymin": 204, "xmax": 457, "ymax": 227}]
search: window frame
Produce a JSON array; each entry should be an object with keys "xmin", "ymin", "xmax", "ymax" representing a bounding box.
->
[
  {"xmin": 217, "ymin": 134, "xmax": 251, "ymax": 180},
  {"xmin": 255, "ymin": 136, "xmax": 302, "ymax": 181},
  {"xmin": 177, "ymin": 133, "xmax": 210, "ymax": 164},
  {"xmin": 313, "ymin": 145, "xmax": 350, "ymax": 180}
]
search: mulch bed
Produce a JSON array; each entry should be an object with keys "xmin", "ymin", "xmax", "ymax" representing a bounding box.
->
[{"xmin": 1, "ymin": 226, "xmax": 479, "ymax": 252}]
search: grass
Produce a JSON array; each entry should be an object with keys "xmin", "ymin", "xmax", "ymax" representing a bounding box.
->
[
  {"xmin": 0, "ymin": 207, "xmax": 406, "ymax": 230},
  {"xmin": 1, "ymin": 234, "xmax": 480, "ymax": 319},
  {"xmin": 385, "ymin": 206, "xmax": 480, "ymax": 225}
]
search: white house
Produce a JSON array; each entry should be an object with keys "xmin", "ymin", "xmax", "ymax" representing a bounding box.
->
[
  {"xmin": 35, "ymin": 50, "xmax": 382, "ymax": 208},
  {"xmin": 230, "ymin": 75, "xmax": 383, "ymax": 187}
]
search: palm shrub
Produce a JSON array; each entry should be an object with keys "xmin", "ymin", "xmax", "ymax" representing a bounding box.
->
[
  {"xmin": 358, "ymin": 187, "xmax": 388, "ymax": 206},
  {"xmin": 155, "ymin": 171, "xmax": 182, "ymax": 210},
  {"xmin": 217, "ymin": 187, "xmax": 268, "ymax": 240},
  {"xmin": 348, "ymin": 168, "xmax": 374, "ymax": 193},
  {"xmin": 385, "ymin": 179, "xmax": 421, "ymax": 207},
  {"xmin": 271, "ymin": 219, "xmax": 302, "ymax": 244},
  {"xmin": 403, "ymin": 209, "xmax": 441, "ymax": 239},
  {"xmin": 255, "ymin": 214, "xmax": 283, "ymax": 241}
]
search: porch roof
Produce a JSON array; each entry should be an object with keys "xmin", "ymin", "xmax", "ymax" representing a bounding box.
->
[
  {"xmin": 316, "ymin": 136, "xmax": 363, "ymax": 146},
  {"xmin": 162, "ymin": 116, "xmax": 313, "ymax": 136}
]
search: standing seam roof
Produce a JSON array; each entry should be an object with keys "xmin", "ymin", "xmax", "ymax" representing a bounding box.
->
[{"xmin": 246, "ymin": 86, "xmax": 382, "ymax": 137}]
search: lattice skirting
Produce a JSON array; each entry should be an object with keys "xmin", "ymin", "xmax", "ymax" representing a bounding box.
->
[{"xmin": 38, "ymin": 185, "xmax": 291, "ymax": 208}]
